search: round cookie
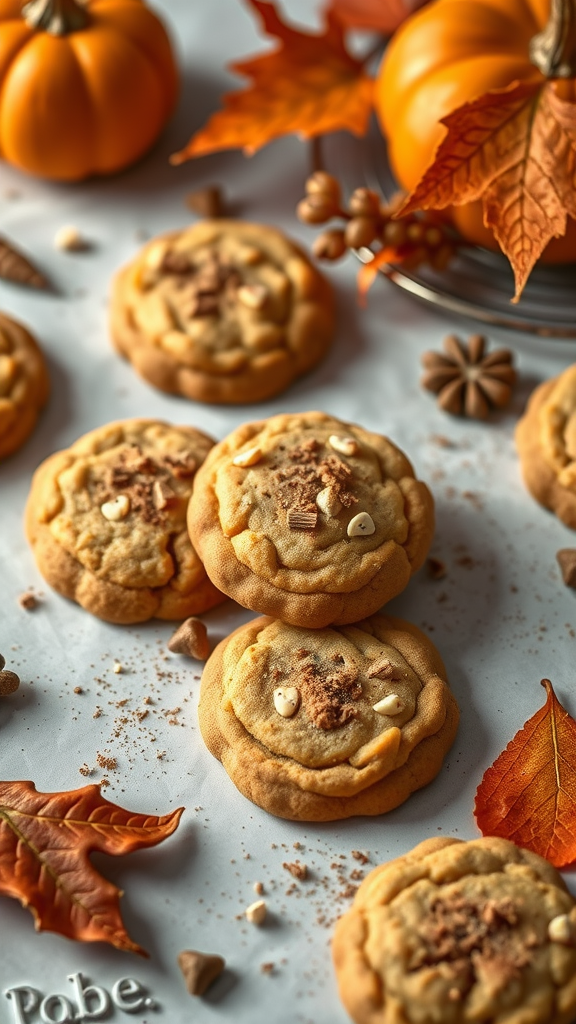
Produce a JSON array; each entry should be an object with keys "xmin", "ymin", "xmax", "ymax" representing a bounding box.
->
[
  {"xmin": 333, "ymin": 836, "xmax": 576, "ymax": 1024},
  {"xmin": 26, "ymin": 419, "xmax": 224, "ymax": 624},
  {"xmin": 198, "ymin": 614, "xmax": 459, "ymax": 821},
  {"xmin": 517, "ymin": 366, "xmax": 576, "ymax": 528},
  {"xmin": 188, "ymin": 411, "xmax": 435, "ymax": 628},
  {"xmin": 110, "ymin": 220, "xmax": 334, "ymax": 405},
  {"xmin": 0, "ymin": 312, "xmax": 49, "ymax": 460}
]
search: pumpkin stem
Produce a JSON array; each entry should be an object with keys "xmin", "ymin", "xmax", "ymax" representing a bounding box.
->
[
  {"xmin": 22, "ymin": 0, "xmax": 89, "ymax": 36},
  {"xmin": 529, "ymin": 0, "xmax": 576, "ymax": 78}
]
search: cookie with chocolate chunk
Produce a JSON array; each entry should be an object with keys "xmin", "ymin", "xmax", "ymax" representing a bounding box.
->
[
  {"xmin": 110, "ymin": 221, "xmax": 334, "ymax": 404},
  {"xmin": 26, "ymin": 419, "xmax": 224, "ymax": 624},
  {"xmin": 517, "ymin": 365, "xmax": 576, "ymax": 529},
  {"xmin": 188, "ymin": 411, "xmax": 435, "ymax": 628},
  {"xmin": 333, "ymin": 836, "xmax": 576, "ymax": 1024},
  {"xmin": 198, "ymin": 614, "xmax": 458, "ymax": 821},
  {"xmin": 0, "ymin": 312, "xmax": 49, "ymax": 460}
]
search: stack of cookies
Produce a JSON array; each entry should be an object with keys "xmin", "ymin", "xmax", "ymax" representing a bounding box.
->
[{"xmin": 189, "ymin": 410, "xmax": 460, "ymax": 821}]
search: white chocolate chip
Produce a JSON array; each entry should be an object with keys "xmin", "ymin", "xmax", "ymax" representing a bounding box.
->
[
  {"xmin": 274, "ymin": 686, "xmax": 300, "ymax": 718},
  {"xmin": 245, "ymin": 899, "xmax": 267, "ymax": 925},
  {"xmin": 237, "ymin": 284, "xmax": 268, "ymax": 309},
  {"xmin": 548, "ymin": 914, "xmax": 574, "ymax": 944},
  {"xmin": 100, "ymin": 494, "xmax": 131, "ymax": 521},
  {"xmin": 232, "ymin": 445, "xmax": 262, "ymax": 468},
  {"xmin": 54, "ymin": 225, "xmax": 88, "ymax": 252},
  {"xmin": 113, "ymin": 662, "xmax": 123, "ymax": 675},
  {"xmin": 328, "ymin": 434, "xmax": 359, "ymax": 457},
  {"xmin": 316, "ymin": 486, "xmax": 342, "ymax": 518},
  {"xmin": 373, "ymin": 694, "xmax": 403, "ymax": 716},
  {"xmin": 347, "ymin": 512, "xmax": 375, "ymax": 538}
]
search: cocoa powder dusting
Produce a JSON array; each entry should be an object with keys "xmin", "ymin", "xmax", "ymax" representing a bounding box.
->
[
  {"xmin": 413, "ymin": 893, "xmax": 532, "ymax": 989},
  {"xmin": 271, "ymin": 439, "xmax": 357, "ymax": 516},
  {"xmin": 294, "ymin": 648, "xmax": 361, "ymax": 730}
]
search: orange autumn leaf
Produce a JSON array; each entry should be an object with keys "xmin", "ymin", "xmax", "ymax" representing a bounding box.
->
[
  {"xmin": 474, "ymin": 680, "xmax": 576, "ymax": 868},
  {"xmin": 399, "ymin": 79, "xmax": 576, "ymax": 302},
  {"xmin": 172, "ymin": 0, "xmax": 374, "ymax": 163},
  {"xmin": 357, "ymin": 246, "xmax": 402, "ymax": 301},
  {"xmin": 0, "ymin": 781, "xmax": 183, "ymax": 954},
  {"xmin": 326, "ymin": 0, "xmax": 427, "ymax": 33}
]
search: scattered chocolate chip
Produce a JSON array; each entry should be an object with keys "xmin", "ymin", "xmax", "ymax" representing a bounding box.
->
[
  {"xmin": 287, "ymin": 508, "xmax": 318, "ymax": 530},
  {"xmin": 427, "ymin": 557, "xmax": 447, "ymax": 581},
  {"xmin": 0, "ymin": 670, "xmax": 20, "ymax": 696},
  {"xmin": 168, "ymin": 618, "xmax": 210, "ymax": 660},
  {"xmin": 185, "ymin": 185, "xmax": 224, "ymax": 219},
  {"xmin": 557, "ymin": 549, "xmax": 576, "ymax": 588},
  {"xmin": 177, "ymin": 950, "xmax": 225, "ymax": 996}
]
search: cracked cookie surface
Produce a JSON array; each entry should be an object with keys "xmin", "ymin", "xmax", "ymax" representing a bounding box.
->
[
  {"xmin": 110, "ymin": 220, "xmax": 334, "ymax": 404},
  {"xmin": 333, "ymin": 836, "xmax": 576, "ymax": 1024},
  {"xmin": 199, "ymin": 614, "xmax": 458, "ymax": 820},
  {"xmin": 26, "ymin": 419, "xmax": 224, "ymax": 623},
  {"xmin": 188, "ymin": 411, "xmax": 435, "ymax": 627},
  {"xmin": 0, "ymin": 312, "xmax": 49, "ymax": 460},
  {"xmin": 517, "ymin": 366, "xmax": 576, "ymax": 529}
]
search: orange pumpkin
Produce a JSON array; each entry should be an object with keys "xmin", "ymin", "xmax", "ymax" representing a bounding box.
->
[
  {"xmin": 0, "ymin": 0, "xmax": 178, "ymax": 181},
  {"xmin": 376, "ymin": 0, "xmax": 576, "ymax": 262}
]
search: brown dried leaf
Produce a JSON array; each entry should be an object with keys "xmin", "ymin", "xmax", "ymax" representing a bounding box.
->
[
  {"xmin": 399, "ymin": 80, "xmax": 576, "ymax": 301},
  {"xmin": 172, "ymin": 0, "xmax": 374, "ymax": 162},
  {"xmin": 0, "ymin": 236, "xmax": 49, "ymax": 290}
]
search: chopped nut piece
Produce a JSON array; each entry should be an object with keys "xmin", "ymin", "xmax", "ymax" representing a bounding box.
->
[
  {"xmin": 152, "ymin": 479, "xmax": 176, "ymax": 510},
  {"xmin": 367, "ymin": 655, "xmax": 394, "ymax": 679},
  {"xmin": 373, "ymin": 694, "xmax": 403, "ymax": 716},
  {"xmin": 254, "ymin": 881, "xmax": 264, "ymax": 895},
  {"xmin": 0, "ymin": 669, "xmax": 20, "ymax": 696},
  {"xmin": 328, "ymin": 434, "xmax": 359, "ymax": 457},
  {"xmin": 74, "ymin": 686, "xmax": 83, "ymax": 694},
  {"xmin": 427, "ymin": 556, "xmax": 447, "ymax": 581},
  {"xmin": 185, "ymin": 185, "xmax": 224, "ymax": 219},
  {"xmin": 316, "ymin": 486, "xmax": 342, "ymax": 518},
  {"xmin": 232, "ymin": 445, "xmax": 263, "ymax": 468},
  {"xmin": 287, "ymin": 508, "xmax": 318, "ymax": 530},
  {"xmin": 347, "ymin": 512, "xmax": 375, "ymax": 537},
  {"xmin": 548, "ymin": 914, "xmax": 574, "ymax": 944},
  {"xmin": 237, "ymin": 284, "xmax": 268, "ymax": 309},
  {"xmin": 100, "ymin": 494, "xmax": 130, "ymax": 521},
  {"xmin": 18, "ymin": 592, "xmax": 37, "ymax": 610},
  {"xmin": 113, "ymin": 662, "xmax": 123, "ymax": 675},
  {"xmin": 54, "ymin": 225, "xmax": 89, "ymax": 252},
  {"xmin": 283, "ymin": 861, "xmax": 307, "ymax": 881},
  {"xmin": 168, "ymin": 617, "xmax": 210, "ymax": 660},
  {"xmin": 273, "ymin": 686, "xmax": 300, "ymax": 718},
  {"xmin": 177, "ymin": 949, "xmax": 225, "ymax": 996},
  {"xmin": 557, "ymin": 549, "xmax": 576, "ymax": 589},
  {"xmin": 245, "ymin": 899, "xmax": 267, "ymax": 925}
]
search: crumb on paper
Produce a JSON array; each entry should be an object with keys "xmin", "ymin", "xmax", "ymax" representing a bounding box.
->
[
  {"xmin": 283, "ymin": 861, "xmax": 308, "ymax": 881},
  {"xmin": 18, "ymin": 592, "xmax": 37, "ymax": 610}
]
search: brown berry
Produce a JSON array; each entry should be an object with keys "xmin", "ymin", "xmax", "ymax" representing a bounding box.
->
[
  {"xmin": 383, "ymin": 220, "xmax": 407, "ymax": 247},
  {"xmin": 296, "ymin": 195, "xmax": 337, "ymax": 225},
  {"xmin": 348, "ymin": 187, "xmax": 380, "ymax": 218},
  {"xmin": 305, "ymin": 171, "xmax": 341, "ymax": 203},
  {"xmin": 312, "ymin": 229, "xmax": 347, "ymax": 261},
  {"xmin": 344, "ymin": 217, "xmax": 377, "ymax": 249}
]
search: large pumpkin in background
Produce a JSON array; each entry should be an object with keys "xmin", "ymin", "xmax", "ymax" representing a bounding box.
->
[
  {"xmin": 376, "ymin": 0, "xmax": 576, "ymax": 262},
  {"xmin": 0, "ymin": 0, "xmax": 178, "ymax": 181}
]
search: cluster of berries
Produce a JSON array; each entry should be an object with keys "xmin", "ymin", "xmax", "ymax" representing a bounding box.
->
[{"xmin": 297, "ymin": 172, "xmax": 455, "ymax": 273}]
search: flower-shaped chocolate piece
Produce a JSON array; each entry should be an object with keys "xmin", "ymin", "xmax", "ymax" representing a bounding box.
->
[{"xmin": 421, "ymin": 334, "xmax": 516, "ymax": 420}]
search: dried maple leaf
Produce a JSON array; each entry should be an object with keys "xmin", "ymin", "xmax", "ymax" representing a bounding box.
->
[
  {"xmin": 326, "ymin": 0, "xmax": 427, "ymax": 33},
  {"xmin": 474, "ymin": 680, "xmax": 576, "ymax": 868},
  {"xmin": 171, "ymin": 0, "xmax": 374, "ymax": 163},
  {"xmin": 399, "ymin": 79, "xmax": 576, "ymax": 301},
  {"xmin": 0, "ymin": 781, "xmax": 183, "ymax": 954}
]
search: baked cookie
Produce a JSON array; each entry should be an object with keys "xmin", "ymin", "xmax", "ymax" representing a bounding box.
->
[
  {"xmin": 199, "ymin": 614, "xmax": 458, "ymax": 821},
  {"xmin": 517, "ymin": 365, "xmax": 576, "ymax": 529},
  {"xmin": 0, "ymin": 312, "xmax": 49, "ymax": 460},
  {"xmin": 26, "ymin": 419, "xmax": 224, "ymax": 624},
  {"xmin": 110, "ymin": 220, "xmax": 334, "ymax": 404},
  {"xmin": 188, "ymin": 412, "xmax": 435, "ymax": 628},
  {"xmin": 333, "ymin": 836, "xmax": 576, "ymax": 1024}
]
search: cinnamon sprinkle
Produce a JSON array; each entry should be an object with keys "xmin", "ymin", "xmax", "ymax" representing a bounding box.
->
[{"xmin": 294, "ymin": 648, "xmax": 361, "ymax": 730}]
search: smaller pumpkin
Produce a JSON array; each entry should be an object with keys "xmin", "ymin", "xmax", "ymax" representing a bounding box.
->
[{"xmin": 0, "ymin": 0, "xmax": 179, "ymax": 181}]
